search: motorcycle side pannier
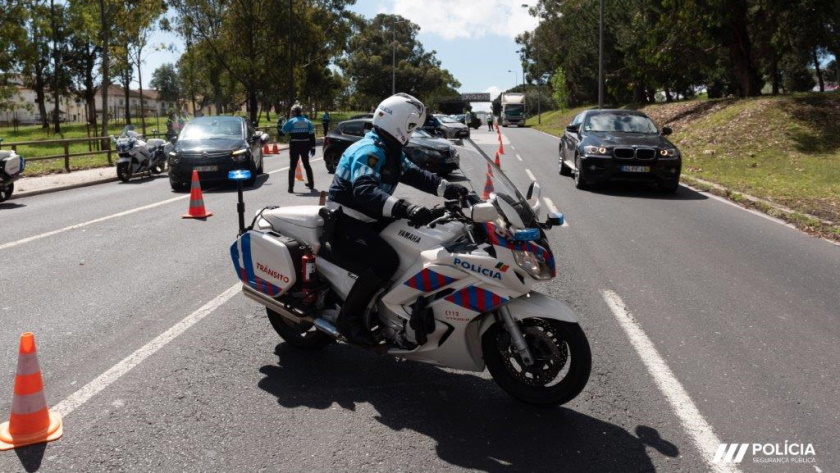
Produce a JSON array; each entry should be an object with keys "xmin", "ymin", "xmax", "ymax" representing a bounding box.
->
[
  {"xmin": 230, "ymin": 230, "xmax": 304, "ymax": 297},
  {"xmin": 1, "ymin": 151, "xmax": 23, "ymax": 180}
]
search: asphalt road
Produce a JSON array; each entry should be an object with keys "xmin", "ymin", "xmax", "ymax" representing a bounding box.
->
[{"xmin": 0, "ymin": 126, "xmax": 837, "ymax": 472}]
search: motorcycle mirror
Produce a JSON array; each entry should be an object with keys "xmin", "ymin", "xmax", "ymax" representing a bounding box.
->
[{"xmin": 544, "ymin": 212, "xmax": 564, "ymax": 228}]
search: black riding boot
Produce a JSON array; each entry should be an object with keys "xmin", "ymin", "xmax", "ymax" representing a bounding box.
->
[{"xmin": 335, "ymin": 270, "xmax": 384, "ymax": 346}]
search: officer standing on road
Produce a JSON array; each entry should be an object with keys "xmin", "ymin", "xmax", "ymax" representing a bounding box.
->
[
  {"xmin": 487, "ymin": 113, "xmax": 494, "ymax": 131},
  {"xmin": 325, "ymin": 93, "xmax": 468, "ymax": 346},
  {"xmin": 279, "ymin": 103, "xmax": 316, "ymax": 193},
  {"xmin": 321, "ymin": 110, "xmax": 331, "ymax": 135}
]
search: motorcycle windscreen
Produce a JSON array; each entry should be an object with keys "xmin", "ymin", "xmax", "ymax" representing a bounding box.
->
[{"xmin": 230, "ymin": 230, "xmax": 297, "ymax": 297}]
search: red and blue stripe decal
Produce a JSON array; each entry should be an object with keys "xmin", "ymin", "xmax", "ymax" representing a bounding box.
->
[
  {"xmin": 445, "ymin": 286, "xmax": 508, "ymax": 313},
  {"xmin": 482, "ymin": 223, "xmax": 556, "ymax": 277},
  {"xmin": 404, "ymin": 268, "xmax": 456, "ymax": 292},
  {"xmin": 230, "ymin": 233, "xmax": 283, "ymax": 297}
]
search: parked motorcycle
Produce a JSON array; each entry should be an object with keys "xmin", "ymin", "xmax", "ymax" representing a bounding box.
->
[
  {"xmin": 0, "ymin": 150, "xmax": 25, "ymax": 202},
  {"xmin": 229, "ymin": 145, "xmax": 591, "ymax": 406},
  {"xmin": 112, "ymin": 125, "xmax": 169, "ymax": 182}
]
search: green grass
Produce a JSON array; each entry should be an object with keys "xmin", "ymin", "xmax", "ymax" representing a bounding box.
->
[{"xmin": 524, "ymin": 93, "xmax": 840, "ymax": 240}]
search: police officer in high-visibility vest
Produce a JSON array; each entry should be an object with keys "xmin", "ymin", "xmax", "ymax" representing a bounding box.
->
[
  {"xmin": 279, "ymin": 103, "xmax": 316, "ymax": 192},
  {"xmin": 325, "ymin": 93, "xmax": 468, "ymax": 346}
]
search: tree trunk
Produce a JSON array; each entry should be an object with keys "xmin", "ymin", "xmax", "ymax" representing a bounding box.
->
[
  {"xmin": 726, "ymin": 0, "xmax": 761, "ymax": 97},
  {"xmin": 50, "ymin": 0, "xmax": 61, "ymax": 133},
  {"xmin": 123, "ymin": 72, "xmax": 132, "ymax": 124},
  {"xmin": 99, "ymin": 0, "xmax": 110, "ymax": 138},
  {"xmin": 813, "ymin": 46, "xmax": 825, "ymax": 92},
  {"xmin": 771, "ymin": 55, "xmax": 780, "ymax": 95},
  {"xmin": 34, "ymin": 71, "xmax": 49, "ymax": 129},
  {"xmin": 138, "ymin": 62, "xmax": 146, "ymax": 135}
]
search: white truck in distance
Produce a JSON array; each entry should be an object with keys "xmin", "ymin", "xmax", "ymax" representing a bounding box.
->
[{"xmin": 501, "ymin": 93, "xmax": 526, "ymax": 127}]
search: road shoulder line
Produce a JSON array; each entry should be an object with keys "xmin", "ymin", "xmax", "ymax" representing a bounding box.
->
[{"xmin": 602, "ymin": 289, "xmax": 740, "ymax": 473}]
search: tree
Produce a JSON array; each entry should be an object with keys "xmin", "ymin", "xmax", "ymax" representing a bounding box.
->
[
  {"xmin": 150, "ymin": 63, "xmax": 181, "ymax": 105},
  {"xmin": 551, "ymin": 67, "xmax": 569, "ymax": 111},
  {"xmin": 340, "ymin": 14, "xmax": 460, "ymax": 108}
]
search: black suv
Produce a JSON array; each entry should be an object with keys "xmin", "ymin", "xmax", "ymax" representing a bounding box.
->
[
  {"xmin": 559, "ymin": 109, "xmax": 682, "ymax": 192},
  {"xmin": 168, "ymin": 116, "xmax": 267, "ymax": 191},
  {"xmin": 322, "ymin": 118, "xmax": 460, "ymax": 176}
]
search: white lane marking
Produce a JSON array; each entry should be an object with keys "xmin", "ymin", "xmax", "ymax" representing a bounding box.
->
[
  {"xmin": 542, "ymin": 197, "xmax": 569, "ymax": 227},
  {"xmin": 602, "ymin": 290, "xmax": 739, "ymax": 473},
  {"xmin": 0, "ymin": 160, "xmax": 319, "ymax": 251},
  {"xmin": 53, "ymin": 284, "xmax": 241, "ymax": 417},
  {"xmin": 0, "ymin": 195, "xmax": 188, "ymax": 251},
  {"xmin": 516, "ymin": 154, "xmax": 523, "ymax": 162},
  {"xmin": 525, "ymin": 168, "xmax": 537, "ymax": 182}
]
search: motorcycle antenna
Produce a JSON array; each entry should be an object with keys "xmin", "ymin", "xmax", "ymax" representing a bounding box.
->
[{"xmin": 228, "ymin": 170, "xmax": 251, "ymax": 235}]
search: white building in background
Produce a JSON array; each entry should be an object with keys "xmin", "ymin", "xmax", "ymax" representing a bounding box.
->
[{"xmin": 0, "ymin": 81, "xmax": 178, "ymax": 126}]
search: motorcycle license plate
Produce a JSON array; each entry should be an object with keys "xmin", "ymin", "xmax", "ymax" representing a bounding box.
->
[
  {"xmin": 621, "ymin": 165, "xmax": 650, "ymax": 173},
  {"xmin": 194, "ymin": 165, "xmax": 218, "ymax": 172}
]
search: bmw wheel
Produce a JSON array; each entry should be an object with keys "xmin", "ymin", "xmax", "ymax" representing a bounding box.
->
[
  {"xmin": 574, "ymin": 156, "xmax": 587, "ymax": 189},
  {"xmin": 116, "ymin": 162, "xmax": 132, "ymax": 182},
  {"xmin": 0, "ymin": 183, "xmax": 13, "ymax": 202}
]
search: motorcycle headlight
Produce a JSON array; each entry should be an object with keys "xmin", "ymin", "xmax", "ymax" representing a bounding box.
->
[
  {"xmin": 512, "ymin": 249, "xmax": 553, "ymax": 280},
  {"xmin": 231, "ymin": 148, "xmax": 248, "ymax": 162},
  {"xmin": 584, "ymin": 145, "xmax": 608, "ymax": 155}
]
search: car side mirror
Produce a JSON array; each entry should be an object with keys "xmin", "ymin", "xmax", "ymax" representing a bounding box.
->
[
  {"xmin": 565, "ymin": 125, "xmax": 580, "ymax": 133},
  {"xmin": 661, "ymin": 126, "xmax": 673, "ymax": 136}
]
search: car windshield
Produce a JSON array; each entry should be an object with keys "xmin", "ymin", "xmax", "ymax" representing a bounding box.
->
[
  {"xmin": 412, "ymin": 129, "xmax": 432, "ymax": 138},
  {"xmin": 180, "ymin": 119, "xmax": 242, "ymax": 139},
  {"xmin": 437, "ymin": 116, "xmax": 459, "ymax": 124},
  {"xmin": 584, "ymin": 113, "xmax": 658, "ymax": 133}
]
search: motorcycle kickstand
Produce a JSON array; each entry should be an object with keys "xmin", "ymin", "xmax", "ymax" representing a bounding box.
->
[{"xmin": 498, "ymin": 305, "xmax": 535, "ymax": 367}]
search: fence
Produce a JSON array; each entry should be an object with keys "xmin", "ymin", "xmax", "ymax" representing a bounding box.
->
[{"xmin": 0, "ymin": 136, "xmax": 113, "ymax": 173}]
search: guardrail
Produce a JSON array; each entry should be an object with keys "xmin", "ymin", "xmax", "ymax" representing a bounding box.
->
[{"xmin": 0, "ymin": 136, "xmax": 113, "ymax": 173}]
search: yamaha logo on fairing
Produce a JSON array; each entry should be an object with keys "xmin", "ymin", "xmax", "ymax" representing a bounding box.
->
[
  {"xmin": 453, "ymin": 257, "xmax": 503, "ymax": 280},
  {"xmin": 256, "ymin": 262, "xmax": 290, "ymax": 283},
  {"xmin": 398, "ymin": 229, "xmax": 421, "ymax": 243}
]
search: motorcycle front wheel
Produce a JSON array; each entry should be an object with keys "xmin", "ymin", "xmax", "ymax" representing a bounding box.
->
[
  {"xmin": 116, "ymin": 162, "xmax": 132, "ymax": 182},
  {"xmin": 266, "ymin": 308, "xmax": 332, "ymax": 349},
  {"xmin": 0, "ymin": 183, "xmax": 13, "ymax": 202},
  {"xmin": 483, "ymin": 317, "xmax": 591, "ymax": 406}
]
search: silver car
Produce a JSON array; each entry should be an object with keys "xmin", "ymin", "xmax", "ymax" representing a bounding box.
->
[{"xmin": 423, "ymin": 114, "xmax": 470, "ymax": 140}]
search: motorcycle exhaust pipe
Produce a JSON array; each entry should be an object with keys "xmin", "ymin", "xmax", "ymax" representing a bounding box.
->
[{"xmin": 241, "ymin": 285, "xmax": 310, "ymax": 324}]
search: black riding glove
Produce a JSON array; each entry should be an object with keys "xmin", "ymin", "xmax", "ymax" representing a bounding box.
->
[
  {"xmin": 309, "ymin": 148, "xmax": 316, "ymax": 157},
  {"xmin": 444, "ymin": 183, "xmax": 469, "ymax": 200},
  {"xmin": 394, "ymin": 200, "xmax": 434, "ymax": 227}
]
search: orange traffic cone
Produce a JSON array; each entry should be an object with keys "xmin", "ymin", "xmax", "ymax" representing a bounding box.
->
[
  {"xmin": 0, "ymin": 333, "xmax": 63, "ymax": 450},
  {"xmin": 495, "ymin": 151, "xmax": 502, "ymax": 168},
  {"xmin": 295, "ymin": 160, "xmax": 304, "ymax": 182},
  {"xmin": 263, "ymin": 143, "xmax": 270, "ymax": 154},
  {"xmin": 482, "ymin": 163, "xmax": 495, "ymax": 200},
  {"xmin": 272, "ymin": 142, "xmax": 279, "ymax": 154},
  {"xmin": 498, "ymin": 142, "xmax": 504, "ymax": 155},
  {"xmin": 182, "ymin": 170, "xmax": 213, "ymax": 219}
]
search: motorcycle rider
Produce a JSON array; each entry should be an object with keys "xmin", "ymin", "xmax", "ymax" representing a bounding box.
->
[
  {"xmin": 326, "ymin": 93, "xmax": 468, "ymax": 346},
  {"xmin": 279, "ymin": 103, "xmax": 316, "ymax": 193}
]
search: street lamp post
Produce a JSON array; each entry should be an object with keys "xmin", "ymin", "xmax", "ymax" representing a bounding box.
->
[
  {"xmin": 523, "ymin": 4, "xmax": 543, "ymax": 124},
  {"xmin": 508, "ymin": 70, "xmax": 517, "ymax": 88},
  {"xmin": 598, "ymin": 0, "xmax": 604, "ymax": 109}
]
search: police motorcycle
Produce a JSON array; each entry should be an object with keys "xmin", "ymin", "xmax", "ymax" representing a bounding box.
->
[
  {"xmin": 0, "ymin": 149, "xmax": 25, "ymax": 202},
  {"xmin": 112, "ymin": 125, "xmax": 169, "ymax": 182},
  {"xmin": 229, "ymin": 145, "xmax": 591, "ymax": 406}
]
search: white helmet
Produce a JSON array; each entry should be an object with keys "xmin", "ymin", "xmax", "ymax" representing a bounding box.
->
[{"xmin": 373, "ymin": 93, "xmax": 426, "ymax": 145}]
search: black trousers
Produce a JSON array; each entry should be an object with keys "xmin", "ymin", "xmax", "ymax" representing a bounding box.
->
[
  {"xmin": 289, "ymin": 142, "xmax": 314, "ymax": 188},
  {"xmin": 332, "ymin": 215, "xmax": 399, "ymax": 281},
  {"xmin": 322, "ymin": 123, "xmax": 329, "ymax": 135}
]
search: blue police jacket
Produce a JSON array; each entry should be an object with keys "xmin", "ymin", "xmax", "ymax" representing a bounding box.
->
[
  {"xmin": 280, "ymin": 116, "xmax": 315, "ymax": 146},
  {"xmin": 327, "ymin": 129, "xmax": 446, "ymax": 222}
]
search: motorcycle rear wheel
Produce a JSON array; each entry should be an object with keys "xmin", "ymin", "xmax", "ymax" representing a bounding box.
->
[
  {"xmin": 116, "ymin": 162, "xmax": 132, "ymax": 182},
  {"xmin": 483, "ymin": 318, "xmax": 591, "ymax": 406},
  {"xmin": 266, "ymin": 308, "xmax": 332, "ymax": 349},
  {"xmin": 0, "ymin": 183, "xmax": 13, "ymax": 202}
]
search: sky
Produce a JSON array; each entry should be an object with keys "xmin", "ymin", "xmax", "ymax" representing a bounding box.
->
[{"xmin": 145, "ymin": 0, "xmax": 540, "ymax": 113}]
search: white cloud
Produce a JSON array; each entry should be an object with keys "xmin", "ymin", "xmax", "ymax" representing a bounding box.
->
[
  {"xmin": 390, "ymin": 0, "xmax": 538, "ymax": 40},
  {"xmin": 485, "ymin": 86, "xmax": 503, "ymax": 102}
]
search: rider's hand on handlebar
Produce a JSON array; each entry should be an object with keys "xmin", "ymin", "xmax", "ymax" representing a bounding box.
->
[
  {"xmin": 444, "ymin": 183, "xmax": 469, "ymax": 200},
  {"xmin": 394, "ymin": 200, "xmax": 435, "ymax": 227}
]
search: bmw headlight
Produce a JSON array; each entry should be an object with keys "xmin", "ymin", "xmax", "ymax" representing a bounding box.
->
[
  {"xmin": 659, "ymin": 147, "xmax": 679, "ymax": 158},
  {"xmin": 231, "ymin": 148, "xmax": 249, "ymax": 162},
  {"xmin": 512, "ymin": 249, "xmax": 553, "ymax": 280},
  {"xmin": 584, "ymin": 145, "xmax": 609, "ymax": 155}
]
